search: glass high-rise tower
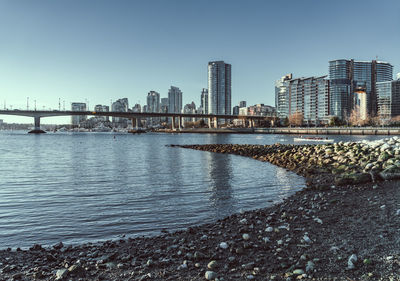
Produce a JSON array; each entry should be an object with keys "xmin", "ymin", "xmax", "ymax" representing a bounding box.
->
[
  {"xmin": 208, "ymin": 61, "xmax": 231, "ymax": 116},
  {"xmin": 329, "ymin": 59, "xmax": 393, "ymax": 120},
  {"xmin": 168, "ymin": 86, "xmax": 182, "ymax": 114}
]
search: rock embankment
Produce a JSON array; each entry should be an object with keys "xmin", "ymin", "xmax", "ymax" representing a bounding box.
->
[{"xmin": 173, "ymin": 136, "xmax": 400, "ymax": 187}]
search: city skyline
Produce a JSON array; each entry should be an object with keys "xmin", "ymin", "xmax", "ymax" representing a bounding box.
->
[{"xmin": 1, "ymin": 0, "xmax": 399, "ymax": 123}]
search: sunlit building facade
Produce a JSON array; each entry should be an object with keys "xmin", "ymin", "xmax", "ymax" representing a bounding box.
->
[{"xmin": 353, "ymin": 89, "xmax": 368, "ymax": 121}]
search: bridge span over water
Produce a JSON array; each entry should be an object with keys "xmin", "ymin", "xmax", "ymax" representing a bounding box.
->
[{"xmin": 0, "ymin": 110, "xmax": 272, "ymax": 133}]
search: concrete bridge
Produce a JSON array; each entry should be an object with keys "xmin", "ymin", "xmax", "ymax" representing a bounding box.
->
[{"xmin": 0, "ymin": 110, "xmax": 271, "ymax": 133}]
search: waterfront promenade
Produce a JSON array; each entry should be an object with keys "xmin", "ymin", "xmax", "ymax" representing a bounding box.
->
[{"xmin": 161, "ymin": 127, "xmax": 400, "ymax": 135}]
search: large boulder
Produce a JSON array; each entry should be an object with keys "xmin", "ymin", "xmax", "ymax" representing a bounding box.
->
[
  {"xmin": 379, "ymin": 166, "xmax": 400, "ymax": 180},
  {"xmin": 334, "ymin": 173, "xmax": 372, "ymax": 186}
]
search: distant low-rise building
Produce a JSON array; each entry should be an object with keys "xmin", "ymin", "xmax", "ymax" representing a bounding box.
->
[
  {"xmin": 71, "ymin": 102, "xmax": 87, "ymax": 126},
  {"xmin": 247, "ymin": 104, "xmax": 276, "ymax": 117}
]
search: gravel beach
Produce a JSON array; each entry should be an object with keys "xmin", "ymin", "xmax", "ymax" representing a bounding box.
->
[{"xmin": 2, "ymin": 138, "xmax": 400, "ymax": 281}]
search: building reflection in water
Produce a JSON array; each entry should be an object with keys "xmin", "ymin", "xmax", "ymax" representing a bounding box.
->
[
  {"xmin": 274, "ymin": 166, "xmax": 303, "ymax": 202},
  {"xmin": 204, "ymin": 148, "xmax": 237, "ymax": 220}
]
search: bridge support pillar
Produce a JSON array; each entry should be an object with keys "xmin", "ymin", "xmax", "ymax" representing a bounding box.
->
[
  {"xmin": 178, "ymin": 117, "xmax": 182, "ymax": 130},
  {"xmin": 172, "ymin": 117, "xmax": 176, "ymax": 130},
  {"xmin": 28, "ymin": 116, "xmax": 46, "ymax": 134},
  {"xmin": 131, "ymin": 118, "xmax": 139, "ymax": 130},
  {"xmin": 214, "ymin": 117, "xmax": 218, "ymax": 128},
  {"xmin": 208, "ymin": 118, "xmax": 212, "ymax": 129}
]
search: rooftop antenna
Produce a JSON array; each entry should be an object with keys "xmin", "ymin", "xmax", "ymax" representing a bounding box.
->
[
  {"xmin": 63, "ymin": 100, "xmax": 65, "ymax": 111},
  {"xmin": 27, "ymin": 97, "xmax": 29, "ymax": 110},
  {"xmin": 3, "ymin": 100, "xmax": 6, "ymax": 110},
  {"xmin": 34, "ymin": 100, "xmax": 37, "ymax": 111},
  {"xmin": 59, "ymin": 98, "xmax": 61, "ymax": 111}
]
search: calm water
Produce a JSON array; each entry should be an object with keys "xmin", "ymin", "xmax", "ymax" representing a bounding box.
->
[{"xmin": 0, "ymin": 131, "xmax": 389, "ymax": 248}]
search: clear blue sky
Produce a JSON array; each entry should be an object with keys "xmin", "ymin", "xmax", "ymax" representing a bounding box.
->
[{"xmin": 1, "ymin": 0, "xmax": 399, "ymax": 123}]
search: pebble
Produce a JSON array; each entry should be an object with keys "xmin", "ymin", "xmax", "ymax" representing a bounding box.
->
[
  {"xmin": 293, "ymin": 269, "xmax": 305, "ymax": 275},
  {"xmin": 306, "ymin": 261, "xmax": 315, "ymax": 272},
  {"xmin": 265, "ymin": 227, "xmax": 273, "ymax": 232},
  {"xmin": 242, "ymin": 234, "xmax": 250, "ymax": 240},
  {"xmin": 219, "ymin": 242, "xmax": 228, "ymax": 249},
  {"xmin": 303, "ymin": 235, "xmax": 312, "ymax": 243},
  {"xmin": 347, "ymin": 254, "xmax": 358, "ymax": 269},
  {"xmin": 314, "ymin": 217, "xmax": 323, "ymax": 224},
  {"xmin": 205, "ymin": 271, "xmax": 217, "ymax": 280},
  {"xmin": 207, "ymin": 260, "xmax": 218, "ymax": 269},
  {"xmin": 55, "ymin": 268, "xmax": 68, "ymax": 280}
]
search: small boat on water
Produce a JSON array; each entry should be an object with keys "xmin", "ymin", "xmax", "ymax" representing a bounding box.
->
[{"xmin": 294, "ymin": 137, "xmax": 334, "ymax": 143}]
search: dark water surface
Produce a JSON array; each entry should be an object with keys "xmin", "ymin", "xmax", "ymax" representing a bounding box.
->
[{"xmin": 0, "ymin": 131, "xmax": 389, "ymax": 248}]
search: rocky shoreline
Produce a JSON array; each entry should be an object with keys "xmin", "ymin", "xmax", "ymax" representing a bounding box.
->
[{"xmin": 2, "ymin": 138, "xmax": 400, "ymax": 280}]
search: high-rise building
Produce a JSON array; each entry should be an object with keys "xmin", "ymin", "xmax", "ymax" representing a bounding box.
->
[
  {"xmin": 208, "ymin": 61, "xmax": 231, "ymax": 116},
  {"xmin": 397, "ymin": 73, "xmax": 400, "ymax": 80},
  {"xmin": 183, "ymin": 102, "xmax": 196, "ymax": 123},
  {"xmin": 287, "ymin": 76, "xmax": 330, "ymax": 124},
  {"xmin": 201, "ymin": 88, "xmax": 208, "ymax": 114},
  {"xmin": 147, "ymin": 91, "xmax": 160, "ymax": 126},
  {"xmin": 132, "ymin": 104, "xmax": 141, "ymax": 113},
  {"xmin": 329, "ymin": 59, "xmax": 393, "ymax": 119},
  {"xmin": 376, "ymin": 79, "xmax": 400, "ymax": 121},
  {"xmin": 71, "ymin": 102, "xmax": 87, "ymax": 125},
  {"xmin": 160, "ymin": 98, "xmax": 169, "ymax": 123},
  {"xmin": 112, "ymin": 98, "xmax": 129, "ymax": 123},
  {"xmin": 232, "ymin": 106, "xmax": 239, "ymax": 115},
  {"xmin": 94, "ymin": 104, "xmax": 109, "ymax": 121},
  {"xmin": 161, "ymin": 98, "xmax": 169, "ymax": 113},
  {"xmin": 275, "ymin": 74, "xmax": 292, "ymax": 118},
  {"xmin": 239, "ymin": 101, "xmax": 247, "ymax": 108},
  {"xmin": 168, "ymin": 86, "xmax": 182, "ymax": 114},
  {"xmin": 147, "ymin": 91, "xmax": 160, "ymax": 113}
]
